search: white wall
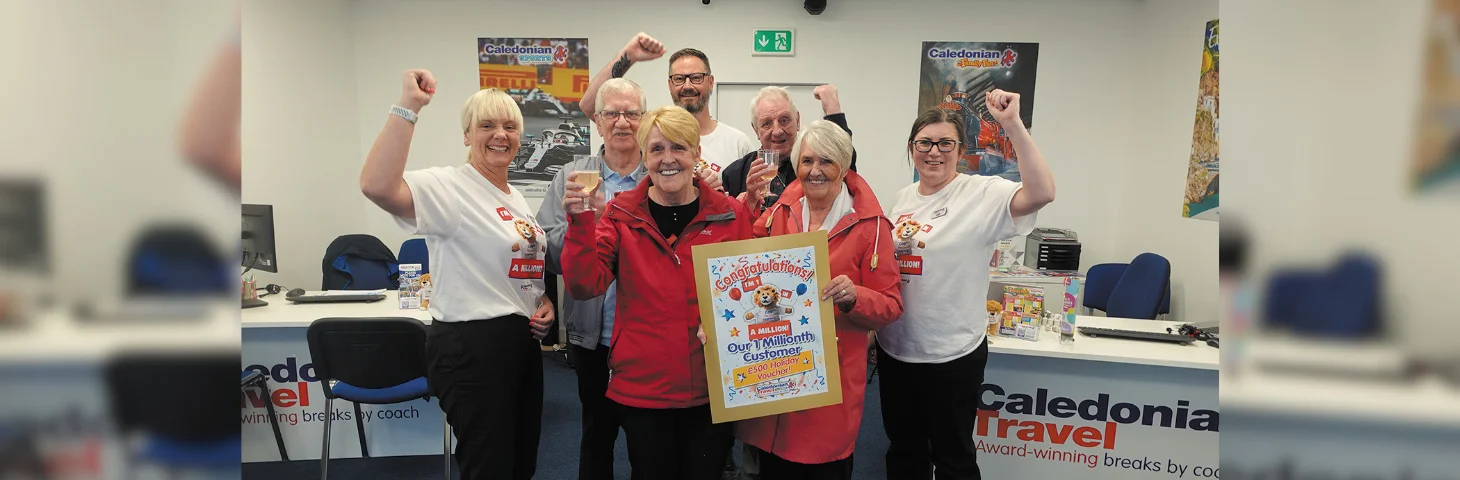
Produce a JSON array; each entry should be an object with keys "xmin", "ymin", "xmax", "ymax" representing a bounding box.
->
[
  {"xmin": 248, "ymin": 0, "xmax": 1220, "ymax": 323},
  {"xmin": 0, "ymin": 0, "xmax": 238, "ymax": 306},
  {"xmin": 1118, "ymin": 0, "xmax": 1221, "ymax": 324},
  {"xmin": 242, "ymin": 0, "xmax": 365, "ymax": 290}
]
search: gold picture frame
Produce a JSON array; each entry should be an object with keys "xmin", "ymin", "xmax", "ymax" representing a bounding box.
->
[{"xmin": 692, "ymin": 231, "xmax": 843, "ymax": 424}]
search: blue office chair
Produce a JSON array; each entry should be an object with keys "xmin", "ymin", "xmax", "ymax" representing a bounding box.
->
[
  {"xmin": 126, "ymin": 224, "xmax": 232, "ymax": 296},
  {"xmin": 1085, "ymin": 262, "xmax": 1173, "ymax": 317},
  {"xmin": 106, "ymin": 351, "xmax": 241, "ymax": 477},
  {"xmin": 398, "ymin": 238, "xmax": 429, "ymax": 274},
  {"xmin": 322, "ymin": 235, "xmax": 400, "ymax": 290},
  {"xmin": 1105, "ymin": 253, "xmax": 1171, "ymax": 320},
  {"xmin": 1264, "ymin": 252, "xmax": 1380, "ymax": 338},
  {"xmin": 306, "ymin": 317, "xmax": 450, "ymax": 480},
  {"xmin": 1082, "ymin": 263, "xmax": 1128, "ymax": 314}
]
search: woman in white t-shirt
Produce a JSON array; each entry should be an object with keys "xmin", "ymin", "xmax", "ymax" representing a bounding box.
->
[
  {"xmin": 360, "ymin": 69, "xmax": 555, "ymax": 480},
  {"xmin": 877, "ymin": 90, "xmax": 1056, "ymax": 480}
]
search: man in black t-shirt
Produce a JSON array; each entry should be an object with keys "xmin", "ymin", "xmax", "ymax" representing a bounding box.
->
[{"xmin": 720, "ymin": 84, "xmax": 857, "ymax": 207}]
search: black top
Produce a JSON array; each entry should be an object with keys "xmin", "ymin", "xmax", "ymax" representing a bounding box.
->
[
  {"xmin": 720, "ymin": 113, "xmax": 857, "ymax": 204},
  {"xmin": 648, "ymin": 197, "xmax": 701, "ymax": 241}
]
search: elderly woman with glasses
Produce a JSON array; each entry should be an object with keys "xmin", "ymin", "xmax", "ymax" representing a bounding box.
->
[
  {"xmin": 876, "ymin": 89, "xmax": 1056, "ymax": 480},
  {"xmin": 735, "ymin": 120, "xmax": 904, "ymax": 479}
]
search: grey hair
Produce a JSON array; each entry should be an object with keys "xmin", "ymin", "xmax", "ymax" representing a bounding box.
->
[
  {"xmin": 791, "ymin": 119, "xmax": 853, "ymax": 173},
  {"xmin": 748, "ymin": 86, "xmax": 799, "ymax": 128},
  {"xmin": 595, "ymin": 78, "xmax": 647, "ymax": 113}
]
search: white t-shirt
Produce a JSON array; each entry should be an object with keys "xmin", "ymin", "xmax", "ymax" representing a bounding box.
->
[
  {"xmin": 393, "ymin": 164, "xmax": 547, "ymax": 322},
  {"xmin": 879, "ymin": 174, "xmax": 1037, "ymax": 363},
  {"xmin": 699, "ymin": 122, "xmax": 758, "ymax": 173}
]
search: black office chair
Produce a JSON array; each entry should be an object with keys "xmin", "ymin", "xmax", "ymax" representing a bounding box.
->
[
  {"xmin": 105, "ymin": 351, "xmax": 241, "ymax": 478},
  {"xmin": 305, "ymin": 317, "xmax": 449, "ymax": 480},
  {"xmin": 241, "ymin": 369, "xmax": 289, "ymax": 461}
]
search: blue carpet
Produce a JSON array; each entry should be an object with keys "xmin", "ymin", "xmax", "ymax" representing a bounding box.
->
[{"xmin": 242, "ymin": 352, "xmax": 889, "ymax": 479}]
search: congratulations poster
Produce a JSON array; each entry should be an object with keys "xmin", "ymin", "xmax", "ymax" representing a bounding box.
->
[
  {"xmin": 915, "ymin": 41, "xmax": 1040, "ymax": 182},
  {"xmin": 478, "ymin": 37, "xmax": 591, "ymax": 197},
  {"xmin": 1411, "ymin": 1, "xmax": 1460, "ymax": 194},
  {"xmin": 693, "ymin": 232, "xmax": 842, "ymax": 423},
  {"xmin": 1182, "ymin": 21, "xmax": 1220, "ymax": 220}
]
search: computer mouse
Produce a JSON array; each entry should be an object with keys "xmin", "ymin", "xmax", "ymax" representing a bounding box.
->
[{"xmin": 286, "ymin": 288, "xmax": 306, "ymax": 298}]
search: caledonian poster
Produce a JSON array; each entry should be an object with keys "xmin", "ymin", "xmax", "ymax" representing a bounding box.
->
[
  {"xmin": 478, "ymin": 38, "xmax": 591, "ymax": 197},
  {"xmin": 916, "ymin": 41, "xmax": 1040, "ymax": 182},
  {"xmin": 693, "ymin": 232, "xmax": 842, "ymax": 424},
  {"xmin": 1411, "ymin": 1, "xmax": 1460, "ymax": 193},
  {"xmin": 1182, "ymin": 21, "xmax": 1220, "ymax": 221}
]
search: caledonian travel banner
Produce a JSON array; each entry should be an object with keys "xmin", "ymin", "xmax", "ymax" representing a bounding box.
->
[
  {"xmin": 916, "ymin": 41, "xmax": 1040, "ymax": 182},
  {"xmin": 693, "ymin": 231, "xmax": 842, "ymax": 423}
]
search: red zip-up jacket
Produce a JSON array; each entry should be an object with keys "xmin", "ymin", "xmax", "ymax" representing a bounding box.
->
[
  {"xmin": 562, "ymin": 178, "xmax": 758, "ymax": 409},
  {"xmin": 736, "ymin": 171, "xmax": 904, "ymax": 464}
]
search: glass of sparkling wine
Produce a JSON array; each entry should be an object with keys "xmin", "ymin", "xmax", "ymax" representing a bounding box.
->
[
  {"xmin": 573, "ymin": 155, "xmax": 602, "ymax": 211},
  {"xmin": 758, "ymin": 150, "xmax": 779, "ymax": 193}
]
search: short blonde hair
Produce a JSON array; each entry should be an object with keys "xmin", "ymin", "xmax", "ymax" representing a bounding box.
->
[
  {"xmin": 749, "ymin": 86, "xmax": 798, "ymax": 125},
  {"xmin": 636, "ymin": 106, "xmax": 700, "ymax": 155},
  {"xmin": 791, "ymin": 119, "xmax": 854, "ymax": 173},
  {"xmin": 595, "ymin": 78, "xmax": 647, "ymax": 113},
  {"xmin": 460, "ymin": 88, "xmax": 524, "ymax": 134}
]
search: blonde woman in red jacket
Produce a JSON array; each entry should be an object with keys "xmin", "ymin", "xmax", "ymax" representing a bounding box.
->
[
  {"xmin": 561, "ymin": 105, "xmax": 772, "ymax": 480},
  {"xmin": 738, "ymin": 119, "xmax": 904, "ymax": 479}
]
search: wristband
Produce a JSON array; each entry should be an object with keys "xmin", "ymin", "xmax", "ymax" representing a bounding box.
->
[{"xmin": 389, "ymin": 105, "xmax": 418, "ymax": 124}]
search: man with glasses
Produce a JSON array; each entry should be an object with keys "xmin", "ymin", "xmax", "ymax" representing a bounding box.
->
[
  {"xmin": 538, "ymin": 77, "xmax": 649, "ymax": 480},
  {"xmin": 579, "ymin": 33, "xmax": 756, "ymax": 182}
]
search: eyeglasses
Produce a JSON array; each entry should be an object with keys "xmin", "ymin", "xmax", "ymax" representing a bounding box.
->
[
  {"xmin": 912, "ymin": 139, "xmax": 961, "ymax": 153},
  {"xmin": 599, "ymin": 110, "xmax": 643, "ymax": 121},
  {"xmin": 669, "ymin": 73, "xmax": 709, "ymax": 86}
]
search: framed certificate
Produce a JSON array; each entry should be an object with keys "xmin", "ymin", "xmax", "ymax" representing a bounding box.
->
[{"xmin": 692, "ymin": 231, "xmax": 843, "ymax": 424}]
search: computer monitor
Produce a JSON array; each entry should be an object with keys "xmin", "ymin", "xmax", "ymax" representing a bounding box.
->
[
  {"xmin": 0, "ymin": 178, "xmax": 48, "ymax": 272},
  {"xmin": 241, "ymin": 204, "xmax": 276, "ymax": 273}
]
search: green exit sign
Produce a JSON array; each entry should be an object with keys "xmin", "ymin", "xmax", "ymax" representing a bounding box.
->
[{"xmin": 752, "ymin": 29, "xmax": 795, "ymax": 56}]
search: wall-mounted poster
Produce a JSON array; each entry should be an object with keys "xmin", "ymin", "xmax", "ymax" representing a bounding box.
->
[
  {"xmin": 1412, "ymin": 1, "xmax": 1460, "ymax": 194},
  {"xmin": 915, "ymin": 41, "xmax": 1040, "ymax": 182},
  {"xmin": 478, "ymin": 37, "xmax": 591, "ymax": 197},
  {"xmin": 1182, "ymin": 21, "xmax": 1220, "ymax": 221},
  {"xmin": 693, "ymin": 231, "xmax": 842, "ymax": 424}
]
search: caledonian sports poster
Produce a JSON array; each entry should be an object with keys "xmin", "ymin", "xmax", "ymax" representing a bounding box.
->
[
  {"xmin": 693, "ymin": 232, "xmax": 842, "ymax": 424},
  {"xmin": 478, "ymin": 38, "xmax": 591, "ymax": 197},
  {"xmin": 915, "ymin": 41, "xmax": 1040, "ymax": 182},
  {"xmin": 1182, "ymin": 21, "xmax": 1220, "ymax": 221}
]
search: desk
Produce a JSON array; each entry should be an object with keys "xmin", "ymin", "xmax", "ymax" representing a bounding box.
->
[
  {"xmin": 973, "ymin": 316, "xmax": 1218, "ymax": 479},
  {"xmin": 242, "ymin": 291, "xmax": 446, "ymax": 463}
]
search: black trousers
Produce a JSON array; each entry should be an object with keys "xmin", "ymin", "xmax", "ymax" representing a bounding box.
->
[
  {"xmin": 426, "ymin": 316, "xmax": 543, "ymax": 480},
  {"xmin": 569, "ymin": 344, "xmax": 619, "ymax": 480},
  {"xmin": 755, "ymin": 446, "xmax": 853, "ymax": 480},
  {"xmin": 616, "ymin": 402, "xmax": 732, "ymax": 480},
  {"xmin": 877, "ymin": 338, "xmax": 988, "ymax": 480}
]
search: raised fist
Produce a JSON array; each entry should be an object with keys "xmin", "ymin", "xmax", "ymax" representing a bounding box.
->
[
  {"xmin": 623, "ymin": 33, "xmax": 665, "ymax": 63},
  {"xmin": 986, "ymin": 89, "xmax": 1020, "ymax": 127},
  {"xmin": 400, "ymin": 69, "xmax": 436, "ymax": 113}
]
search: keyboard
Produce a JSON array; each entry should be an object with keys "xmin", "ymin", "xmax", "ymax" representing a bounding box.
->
[
  {"xmin": 287, "ymin": 294, "xmax": 386, "ymax": 304},
  {"xmin": 1077, "ymin": 326, "xmax": 1195, "ymax": 344}
]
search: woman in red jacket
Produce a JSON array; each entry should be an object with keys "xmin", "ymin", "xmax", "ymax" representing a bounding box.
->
[
  {"xmin": 560, "ymin": 105, "xmax": 771, "ymax": 480},
  {"xmin": 738, "ymin": 119, "xmax": 904, "ymax": 479}
]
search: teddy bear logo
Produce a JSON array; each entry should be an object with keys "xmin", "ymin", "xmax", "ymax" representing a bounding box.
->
[
  {"xmin": 745, "ymin": 285, "xmax": 793, "ymax": 324},
  {"xmin": 510, "ymin": 219, "xmax": 543, "ymax": 260},
  {"xmin": 418, "ymin": 273, "xmax": 433, "ymax": 309},
  {"xmin": 986, "ymin": 300, "xmax": 1004, "ymax": 337},
  {"xmin": 693, "ymin": 158, "xmax": 712, "ymax": 177},
  {"xmin": 893, "ymin": 219, "xmax": 927, "ymax": 256}
]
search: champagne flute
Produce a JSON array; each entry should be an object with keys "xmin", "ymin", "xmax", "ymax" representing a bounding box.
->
[
  {"xmin": 573, "ymin": 155, "xmax": 602, "ymax": 212},
  {"xmin": 758, "ymin": 149, "xmax": 779, "ymax": 198}
]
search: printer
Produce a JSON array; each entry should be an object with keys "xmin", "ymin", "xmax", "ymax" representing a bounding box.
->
[{"xmin": 1023, "ymin": 228, "xmax": 1081, "ymax": 272}]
